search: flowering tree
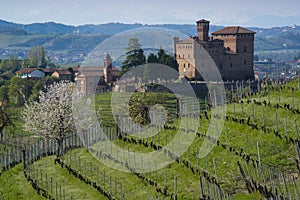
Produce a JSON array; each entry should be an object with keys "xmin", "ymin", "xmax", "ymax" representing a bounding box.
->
[{"xmin": 23, "ymin": 82, "xmax": 74, "ymax": 157}]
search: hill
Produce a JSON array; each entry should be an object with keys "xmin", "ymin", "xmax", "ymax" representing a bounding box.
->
[
  {"xmin": 0, "ymin": 79, "xmax": 300, "ymax": 199},
  {"xmin": 1, "ymin": 19, "xmax": 300, "ymax": 62}
]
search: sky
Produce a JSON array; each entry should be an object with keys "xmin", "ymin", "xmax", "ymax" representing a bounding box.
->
[{"xmin": 0, "ymin": 0, "xmax": 300, "ymax": 27}]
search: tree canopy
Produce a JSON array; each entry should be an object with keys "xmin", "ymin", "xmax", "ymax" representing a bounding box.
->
[
  {"xmin": 28, "ymin": 46, "xmax": 47, "ymax": 68},
  {"xmin": 23, "ymin": 82, "xmax": 74, "ymax": 156},
  {"xmin": 120, "ymin": 38, "xmax": 146, "ymax": 75}
]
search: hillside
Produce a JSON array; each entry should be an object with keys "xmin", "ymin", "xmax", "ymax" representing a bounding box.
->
[
  {"xmin": 0, "ymin": 79, "xmax": 300, "ymax": 199},
  {"xmin": 1, "ymin": 19, "xmax": 300, "ymax": 62}
]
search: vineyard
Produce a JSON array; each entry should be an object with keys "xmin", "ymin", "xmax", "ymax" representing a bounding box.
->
[{"xmin": 0, "ymin": 79, "xmax": 300, "ymax": 199}]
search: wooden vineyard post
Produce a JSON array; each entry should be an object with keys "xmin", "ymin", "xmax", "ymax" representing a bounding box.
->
[
  {"xmin": 120, "ymin": 183, "xmax": 123, "ymax": 200},
  {"xmin": 128, "ymin": 147, "xmax": 130, "ymax": 164},
  {"xmin": 241, "ymin": 104, "xmax": 244, "ymax": 119},
  {"xmin": 60, "ymin": 185, "xmax": 62, "ymax": 200},
  {"xmin": 233, "ymin": 103, "xmax": 236, "ymax": 119},
  {"xmin": 277, "ymin": 88, "xmax": 280, "ymax": 104},
  {"xmin": 177, "ymin": 141, "xmax": 180, "ymax": 157},
  {"xmin": 164, "ymin": 171, "xmax": 167, "ymax": 189},
  {"xmin": 213, "ymin": 159, "xmax": 219, "ymax": 184},
  {"xmin": 282, "ymin": 172, "xmax": 291, "ymax": 199},
  {"xmin": 97, "ymin": 167, "xmax": 99, "ymax": 185},
  {"xmin": 298, "ymin": 76, "xmax": 300, "ymax": 91},
  {"xmin": 252, "ymin": 103, "xmax": 255, "ymax": 124},
  {"xmin": 261, "ymin": 107, "xmax": 265, "ymax": 127},
  {"xmin": 114, "ymin": 179, "xmax": 117, "ymax": 199},
  {"xmin": 40, "ymin": 171, "xmax": 43, "ymax": 189},
  {"xmin": 256, "ymin": 142, "xmax": 261, "ymax": 184},
  {"xmin": 134, "ymin": 151, "xmax": 136, "ymax": 170},
  {"xmin": 275, "ymin": 113, "xmax": 279, "ymax": 132},
  {"xmin": 231, "ymin": 84, "xmax": 234, "ymax": 103},
  {"xmin": 84, "ymin": 160, "xmax": 86, "ymax": 178},
  {"xmin": 293, "ymin": 176, "xmax": 299, "ymax": 199},
  {"xmin": 90, "ymin": 162, "xmax": 92, "ymax": 179},
  {"xmin": 292, "ymin": 89, "xmax": 295, "ymax": 108},
  {"xmin": 225, "ymin": 128, "xmax": 228, "ymax": 145},
  {"xmin": 174, "ymin": 176, "xmax": 177, "ymax": 200},
  {"xmin": 295, "ymin": 119, "xmax": 299, "ymax": 141},
  {"xmin": 200, "ymin": 176, "xmax": 204, "ymax": 198},
  {"xmin": 268, "ymin": 87, "xmax": 270, "ymax": 104},
  {"xmin": 258, "ymin": 80, "xmax": 261, "ymax": 101},
  {"xmin": 110, "ymin": 176, "xmax": 112, "ymax": 198},
  {"xmin": 46, "ymin": 173, "xmax": 48, "ymax": 192},
  {"xmin": 103, "ymin": 171, "xmax": 106, "ymax": 191},
  {"xmin": 56, "ymin": 182, "xmax": 58, "ymax": 200},
  {"xmin": 50, "ymin": 177, "xmax": 53, "ymax": 194},
  {"xmin": 285, "ymin": 117, "xmax": 288, "ymax": 140}
]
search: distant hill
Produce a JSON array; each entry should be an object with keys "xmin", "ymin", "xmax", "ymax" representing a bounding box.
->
[{"xmin": 1, "ymin": 19, "xmax": 300, "ymax": 62}]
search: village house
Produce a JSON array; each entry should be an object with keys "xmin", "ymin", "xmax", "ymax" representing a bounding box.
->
[
  {"xmin": 16, "ymin": 67, "xmax": 74, "ymax": 81},
  {"xmin": 16, "ymin": 68, "xmax": 45, "ymax": 78},
  {"xmin": 174, "ymin": 19, "xmax": 255, "ymax": 81},
  {"xmin": 52, "ymin": 69, "xmax": 73, "ymax": 81}
]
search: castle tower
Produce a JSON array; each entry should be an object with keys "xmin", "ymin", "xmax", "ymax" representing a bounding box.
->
[
  {"xmin": 196, "ymin": 19, "xmax": 210, "ymax": 41},
  {"xmin": 103, "ymin": 53, "xmax": 112, "ymax": 83}
]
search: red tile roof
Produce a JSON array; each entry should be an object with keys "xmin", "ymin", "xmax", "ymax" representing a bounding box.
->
[
  {"xmin": 54, "ymin": 70, "xmax": 72, "ymax": 75},
  {"xmin": 211, "ymin": 26, "xmax": 255, "ymax": 35},
  {"xmin": 16, "ymin": 68, "xmax": 41, "ymax": 74}
]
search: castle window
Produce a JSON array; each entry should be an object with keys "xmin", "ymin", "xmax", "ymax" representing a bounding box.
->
[
  {"xmin": 182, "ymin": 54, "xmax": 184, "ymax": 58},
  {"xmin": 244, "ymin": 46, "xmax": 247, "ymax": 52},
  {"xmin": 178, "ymin": 54, "xmax": 180, "ymax": 58},
  {"xmin": 244, "ymin": 60, "xmax": 247, "ymax": 64},
  {"xmin": 188, "ymin": 63, "xmax": 190, "ymax": 68},
  {"xmin": 188, "ymin": 54, "xmax": 190, "ymax": 58},
  {"xmin": 183, "ymin": 63, "xmax": 186, "ymax": 68},
  {"xmin": 230, "ymin": 63, "xmax": 233, "ymax": 68}
]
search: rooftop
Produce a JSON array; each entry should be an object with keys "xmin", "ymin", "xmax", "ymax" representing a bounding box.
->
[
  {"xmin": 211, "ymin": 26, "xmax": 255, "ymax": 35},
  {"xmin": 196, "ymin": 19, "xmax": 210, "ymax": 23}
]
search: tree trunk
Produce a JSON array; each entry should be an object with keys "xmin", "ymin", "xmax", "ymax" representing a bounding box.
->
[{"xmin": 57, "ymin": 138, "xmax": 63, "ymax": 158}]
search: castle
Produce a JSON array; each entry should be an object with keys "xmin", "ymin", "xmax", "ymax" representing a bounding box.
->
[{"xmin": 174, "ymin": 19, "xmax": 255, "ymax": 81}]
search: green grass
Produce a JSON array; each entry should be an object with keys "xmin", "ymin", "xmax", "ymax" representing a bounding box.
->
[
  {"xmin": 0, "ymin": 164, "xmax": 46, "ymax": 199},
  {"xmin": 32, "ymin": 156, "xmax": 107, "ymax": 200},
  {"xmin": 1, "ymin": 79, "xmax": 300, "ymax": 199}
]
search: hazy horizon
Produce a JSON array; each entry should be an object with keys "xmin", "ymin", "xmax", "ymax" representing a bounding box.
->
[{"xmin": 1, "ymin": 0, "xmax": 300, "ymax": 28}]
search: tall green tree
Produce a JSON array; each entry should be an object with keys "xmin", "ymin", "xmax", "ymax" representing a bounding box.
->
[
  {"xmin": 0, "ymin": 105, "xmax": 14, "ymax": 141},
  {"xmin": 28, "ymin": 46, "xmax": 47, "ymax": 68},
  {"xmin": 0, "ymin": 85, "xmax": 9, "ymax": 102},
  {"xmin": 120, "ymin": 38, "xmax": 146, "ymax": 75},
  {"xmin": 146, "ymin": 53, "xmax": 159, "ymax": 63},
  {"xmin": 157, "ymin": 49, "xmax": 178, "ymax": 71},
  {"xmin": 0, "ymin": 56, "xmax": 21, "ymax": 74},
  {"xmin": 8, "ymin": 76, "xmax": 32, "ymax": 106}
]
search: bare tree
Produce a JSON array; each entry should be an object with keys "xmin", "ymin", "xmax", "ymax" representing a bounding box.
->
[{"xmin": 23, "ymin": 82, "xmax": 74, "ymax": 157}]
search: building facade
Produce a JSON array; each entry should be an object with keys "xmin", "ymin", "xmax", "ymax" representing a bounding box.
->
[
  {"xmin": 76, "ymin": 53, "xmax": 119, "ymax": 95},
  {"xmin": 174, "ymin": 19, "xmax": 255, "ymax": 81}
]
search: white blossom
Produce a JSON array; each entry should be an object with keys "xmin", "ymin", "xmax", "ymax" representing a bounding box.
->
[{"xmin": 23, "ymin": 82, "xmax": 74, "ymax": 140}]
